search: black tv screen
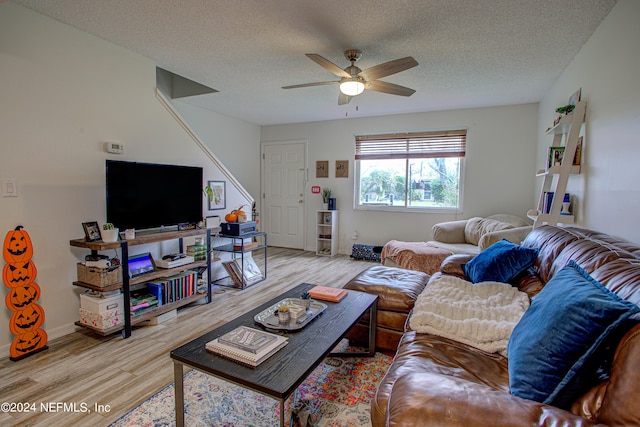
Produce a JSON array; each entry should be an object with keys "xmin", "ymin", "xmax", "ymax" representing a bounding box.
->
[{"xmin": 106, "ymin": 160, "xmax": 203, "ymax": 231}]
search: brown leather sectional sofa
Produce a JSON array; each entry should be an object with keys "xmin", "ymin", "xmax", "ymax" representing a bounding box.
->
[{"xmin": 348, "ymin": 225, "xmax": 640, "ymax": 426}]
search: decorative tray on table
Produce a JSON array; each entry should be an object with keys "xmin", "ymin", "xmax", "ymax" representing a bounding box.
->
[{"xmin": 254, "ymin": 298, "xmax": 327, "ymax": 331}]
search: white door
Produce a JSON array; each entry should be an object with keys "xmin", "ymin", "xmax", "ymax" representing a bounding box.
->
[{"xmin": 262, "ymin": 141, "xmax": 306, "ymax": 249}]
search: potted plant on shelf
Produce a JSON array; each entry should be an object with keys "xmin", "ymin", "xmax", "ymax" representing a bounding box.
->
[
  {"xmin": 321, "ymin": 188, "xmax": 331, "ymax": 210},
  {"xmin": 101, "ymin": 223, "xmax": 119, "ymax": 242}
]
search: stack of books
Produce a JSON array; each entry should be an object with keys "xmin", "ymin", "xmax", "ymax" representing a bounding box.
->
[
  {"xmin": 308, "ymin": 285, "xmax": 348, "ymax": 302},
  {"xmin": 205, "ymin": 325, "xmax": 288, "ymax": 367},
  {"xmin": 187, "ymin": 244, "xmax": 207, "ymax": 261},
  {"xmin": 130, "ymin": 291, "xmax": 158, "ymax": 315}
]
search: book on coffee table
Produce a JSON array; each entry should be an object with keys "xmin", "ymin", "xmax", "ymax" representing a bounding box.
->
[
  {"xmin": 308, "ymin": 285, "xmax": 348, "ymax": 302},
  {"xmin": 205, "ymin": 326, "xmax": 288, "ymax": 367},
  {"xmin": 218, "ymin": 325, "xmax": 278, "ymax": 353}
]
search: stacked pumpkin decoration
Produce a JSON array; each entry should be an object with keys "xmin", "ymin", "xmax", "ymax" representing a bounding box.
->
[
  {"xmin": 224, "ymin": 206, "xmax": 247, "ymax": 223},
  {"xmin": 3, "ymin": 226, "xmax": 48, "ymax": 360}
]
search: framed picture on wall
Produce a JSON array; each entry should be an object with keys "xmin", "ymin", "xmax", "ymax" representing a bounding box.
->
[
  {"xmin": 207, "ymin": 180, "xmax": 226, "ymax": 210},
  {"xmin": 316, "ymin": 160, "xmax": 329, "ymax": 178},
  {"xmin": 335, "ymin": 160, "xmax": 349, "ymax": 178}
]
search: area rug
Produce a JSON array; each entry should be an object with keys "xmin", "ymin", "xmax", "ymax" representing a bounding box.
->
[{"xmin": 110, "ymin": 349, "xmax": 392, "ymax": 427}]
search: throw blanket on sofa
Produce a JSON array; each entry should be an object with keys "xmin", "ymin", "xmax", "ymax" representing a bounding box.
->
[{"xmin": 409, "ymin": 275, "xmax": 530, "ymax": 354}]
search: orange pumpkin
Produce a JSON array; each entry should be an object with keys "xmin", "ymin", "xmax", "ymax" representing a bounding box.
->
[
  {"xmin": 3, "ymin": 226, "xmax": 34, "ymax": 263},
  {"xmin": 10, "ymin": 329, "xmax": 48, "ymax": 358},
  {"xmin": 3, "ymin": 261, "xmax": 37, "ymax": 288},
  {"xmin": 10, "ymin": 304, "xmax": 45, "ymax": 334},
  {"xmin": 225, "ymin": 212, "xmax": 238, "ymax": 223},
  {"xmin": 5, "ymin": 283, "xmax": 40, "ymax": 311}
]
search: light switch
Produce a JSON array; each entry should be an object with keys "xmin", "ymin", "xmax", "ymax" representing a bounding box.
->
[{"xmin": 2, "ymin": 178, "xmax": 17, "ymax": 197}]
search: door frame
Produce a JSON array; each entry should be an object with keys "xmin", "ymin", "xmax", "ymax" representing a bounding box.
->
[{"xmin": 260, "ymin": 139, "xmax": 309, "ymax": 249}]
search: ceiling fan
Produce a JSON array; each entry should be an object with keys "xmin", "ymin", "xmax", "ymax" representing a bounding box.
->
[{"xmin": 282, "ymin": 49, "xmax": 419, "ymax": 105}]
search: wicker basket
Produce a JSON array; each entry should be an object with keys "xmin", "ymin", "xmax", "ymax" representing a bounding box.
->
[{"xmin": 77, "ymin": 263, "xmax": 122, "ymax": 287}]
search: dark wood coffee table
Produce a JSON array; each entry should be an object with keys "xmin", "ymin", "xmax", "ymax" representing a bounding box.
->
[{"xmin": 170, "ymin": 283, "xmax": 378, "ymax": 427}]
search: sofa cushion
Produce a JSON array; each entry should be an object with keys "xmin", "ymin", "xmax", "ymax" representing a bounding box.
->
[
  {"xmin": 464, "ymin": 217, "xmax": 514, "ymax": 246},
  {"xmin": 343, "ymin": 265, "xmax": 429, "ymax": 313},
  {"xmin": 508, "ymin": 261, "xmax": 640, "ymax": 409},
  {"xmin": 463, "ymin": 240, "xmax": 538, "ymax": 284}
]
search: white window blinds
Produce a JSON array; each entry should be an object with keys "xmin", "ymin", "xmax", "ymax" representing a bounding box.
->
[{"xmin": 355, "ymin": 130, "xmax": 467, "ymax": 160}]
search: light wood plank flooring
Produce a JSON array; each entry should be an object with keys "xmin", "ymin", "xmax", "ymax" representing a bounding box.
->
[{"xmin": 0, "ymin": 248, "xmax": 374, "ymax": 427}]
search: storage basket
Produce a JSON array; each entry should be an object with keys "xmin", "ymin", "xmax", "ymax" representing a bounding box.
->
[{"xmin": 77, "ymin": 263, "xmax": 122, "ymax": 287}]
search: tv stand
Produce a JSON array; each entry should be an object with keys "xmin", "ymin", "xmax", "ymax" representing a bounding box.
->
[{"xmin": 70, "ymin": 227, "xmax": 220, "ymax": 338}]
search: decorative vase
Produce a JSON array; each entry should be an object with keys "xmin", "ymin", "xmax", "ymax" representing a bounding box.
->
[
  {"xmin": 322, "ymin": 202, "xmax": 329, "ymax": 210},
  {"xmin": 100, "ymin": 229, "xmax": 119, "ymax": 242}
]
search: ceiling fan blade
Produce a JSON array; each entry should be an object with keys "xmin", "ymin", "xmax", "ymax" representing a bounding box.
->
[
  {"xmin": 306, "ymin": 54, "xmax": 351, "ymax": 78},
  {"xmin": 366, "ymin": 80, "xmax": 416, "ymax": 97},
  {"xmin": 358, "ymin": 57, "xmax": 418, "ymax": 81},
  {"xmin": 338, "ymin": 92, "xmax": 352, "ymax": 105},
  {"xmin": 282, "ymin": 81, "xmax": 339, "ymax": 89}
]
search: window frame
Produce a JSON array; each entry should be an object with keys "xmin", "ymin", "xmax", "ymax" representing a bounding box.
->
[{"xmin": 353, "ymin": 129, "xmax": 467, "ymax": 213}]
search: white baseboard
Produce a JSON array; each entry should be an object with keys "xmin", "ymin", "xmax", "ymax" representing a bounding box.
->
[{"xmin": 0, "ymin": 322, "xmax": 80, "ymax": 359}]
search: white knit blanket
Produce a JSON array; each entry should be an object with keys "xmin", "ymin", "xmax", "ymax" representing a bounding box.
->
[{"xmin": 409, "ymin": 275, "xmax": 530, "ymax": 354}]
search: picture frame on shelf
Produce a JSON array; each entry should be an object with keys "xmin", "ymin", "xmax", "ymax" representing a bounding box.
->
[
  {"xmin": 207, "ymin": 180, "xmax": 226, "ymax": 210},
  {"xmin": 548, "ymin": 147, "xmax": 565, "ymax": 169},
  {"xmin": 568, "ymin": 88, "xmax": 581, "ymax": 106},
  {"xmin": 82, "ymin": 221, "xmax": 101, "ymax": 242}
]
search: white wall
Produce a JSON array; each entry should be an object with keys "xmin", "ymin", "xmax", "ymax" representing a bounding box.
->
[
  {"xmin": 0, "ymin": 4, "xmax": 259, "ymax": 352},
  {"xmin": 262, "ymin": 104, "xmax": 538, "ymax": 253},
  {"xmin": 537, "ymin": 0, "xmax": 640, "ymax": 243},
  {"xmin": 172, "ymin": 101, "xmax": 261, "ymax": 201}
]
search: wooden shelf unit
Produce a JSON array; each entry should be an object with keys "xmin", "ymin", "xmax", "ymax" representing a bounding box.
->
[
  {"xmin": 70, "ymin": 227, "xmax": 219, "ymax": 338},
  {"xmin": 528, "ymin": 101, "xmax": 586, "ymax": 228}
]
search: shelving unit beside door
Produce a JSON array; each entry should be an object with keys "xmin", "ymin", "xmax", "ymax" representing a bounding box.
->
[{"xmin": 316, "ymin": 210, "xmax": 338, "ymax": 256}]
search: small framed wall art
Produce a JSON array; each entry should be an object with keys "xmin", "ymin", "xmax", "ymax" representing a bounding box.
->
[
  {"xmin": 335, "ymin": 160, "xmax": 349, "ymax": 178},
  {"xmin": 207, "ymin": 180, "xmax": 226, "ymax": 210},
  {"xmin": 316, "ymin": 160, "xmax": 329, "ymax": 178},
  {"xmin": 82, "ymin": 221, "xmax": 101, "ymax": 242}
]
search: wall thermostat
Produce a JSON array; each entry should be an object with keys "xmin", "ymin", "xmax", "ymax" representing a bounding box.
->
[{"xmin": 105, "ymin": 142, "xmax": 124, "ymax": 154}]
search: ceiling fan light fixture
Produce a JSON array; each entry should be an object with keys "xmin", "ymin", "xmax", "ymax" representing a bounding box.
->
[{"xmin": 339, "ymin": 78, "xmax": 365, "ymax": 96}]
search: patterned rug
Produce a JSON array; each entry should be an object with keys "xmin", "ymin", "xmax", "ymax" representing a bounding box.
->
[{"xmin": 110, "ymin": 347, "xmax": 391, "ymax": 427}]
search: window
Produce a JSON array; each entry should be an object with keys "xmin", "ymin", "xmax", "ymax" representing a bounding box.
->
[{"xmin": 355, "ymin": 130, "xmax": 466, "ymax": 211}]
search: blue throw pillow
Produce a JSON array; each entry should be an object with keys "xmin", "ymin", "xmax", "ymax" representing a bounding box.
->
[
  {"xmin": 508, "ymin": 261, "xmax": 639, "ymax": 408},
  {"xmin": 463, "ymin": 239, "xmax": 538, "ymax": 283}
]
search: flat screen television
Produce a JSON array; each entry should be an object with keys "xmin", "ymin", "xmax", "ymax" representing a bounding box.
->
[{"xmin": 106, "ymin": 160, "xmax": 203, "ymax": 231}]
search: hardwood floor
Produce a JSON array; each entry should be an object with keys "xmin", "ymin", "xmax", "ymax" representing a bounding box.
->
[{"xmin": 0, "ymin": 248, "xmax": 374, "ymax": 427}]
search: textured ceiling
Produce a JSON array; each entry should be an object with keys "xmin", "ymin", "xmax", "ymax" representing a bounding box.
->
[{"xmin": 13, "ymin": 0, "xmax": 616, "ymax": 125}]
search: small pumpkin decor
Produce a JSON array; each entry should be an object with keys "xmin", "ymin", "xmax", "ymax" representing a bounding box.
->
[
  {"xmin": 224, "ymin": 205, "xmax": 248, "ymax": 224},
  {"xmin": 3, "ymin": 226, "xmax": 48, "ymax": 361}
]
